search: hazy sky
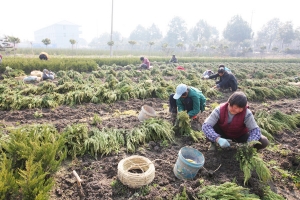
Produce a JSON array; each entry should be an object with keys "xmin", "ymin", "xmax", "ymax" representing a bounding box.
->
[{"xmin": 1, "ymin": 0, "xmax": 299, "ymax": 43}]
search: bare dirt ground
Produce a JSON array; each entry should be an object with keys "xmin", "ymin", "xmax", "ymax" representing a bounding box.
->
[{"xmin": 0, "ymin": 94, "xmax": 300, "ymax": 199}]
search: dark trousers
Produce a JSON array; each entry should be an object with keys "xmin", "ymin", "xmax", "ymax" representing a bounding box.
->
[
  {"xmin": 140, "ymin": 63, "xmax": 148, "ymax": 69},
  {"xmin": 218, "ymin": 80, "xmax": 237, "ymax": 91},
  {"xmin": 169, "ymin": 94, "xmax": 193, "ymax": 113},
  {"xmin": 213, "ymin": 124, "xmax": 269, "ymax": 150},
  {"xmin": 39, "ymin": 54, "xmax": 48, "ymax": 60}
]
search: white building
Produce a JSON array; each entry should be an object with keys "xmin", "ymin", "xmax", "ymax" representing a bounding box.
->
[{"xmin": 34, "ymin": 20, "xmax": 83, "ymax": 48}]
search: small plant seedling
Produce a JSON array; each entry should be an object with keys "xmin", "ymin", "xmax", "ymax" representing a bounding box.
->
[
  {"xmin": 162, "ymin": 103, "xmax": 169, "ymax": 110},
  {"xmin": 34, "ymin": 111, "xmax": 43, "ymax": 118},
  {"xmin": 210, "ymin": 102, "xmax": 219, "ymax": 109},
  {"xmin": 161, "ymin": 140, "xmax": 169, "ymax": 148},
  {"xmin": 267, "ymin": 160, "xmax": 277, "ymax": 166},
  {"xmin": 91, "ymin": 114, "xmax": 102, "ymax": 125},
  {"xmin": 199, "ymin": 179, "xmax": 205, "ymax": 185},
  {"xmin": 110, "ymin": 180, "xmax": 118, "ymax": 187},
  {"xmin": 152, "ymin": 183, "xmax": 158, "ymax": 188},
  {"xmin": 140, "ymin": 185, "xmax": 150, "ymax": 196}
]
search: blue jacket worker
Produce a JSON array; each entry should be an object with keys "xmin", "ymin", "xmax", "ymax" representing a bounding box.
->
[{"xmin": 169, "ymin": 84, "xmax": 206, "ymax": 119}]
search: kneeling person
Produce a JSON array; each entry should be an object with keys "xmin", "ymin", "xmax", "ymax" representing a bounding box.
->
[
  {"xmin": 169, "ymin": 84, "xmax": 206, "ymax": 119},
  {"xmin": 213, "ymin": 67, "xmax": 238, "ymax": 92},
  {"xmin": 202, "ymin": 91, "xmax": 269, "ymax": 150}
]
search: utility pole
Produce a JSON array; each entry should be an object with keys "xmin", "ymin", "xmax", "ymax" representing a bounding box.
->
[
  {"xmin": 250, "ymin": 10, "xmax": 254, "ymax": 29},
  {"xmin": 250, "ymin": 10, "xmax": 254, "ymax": 53},
  {"xmin": 110, "ymin": 0, "xmax": 114, "ymax": 57}
]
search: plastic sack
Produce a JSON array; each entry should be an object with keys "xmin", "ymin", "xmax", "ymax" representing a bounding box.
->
[
  {"xmin": 202, "ymin": 70, "xmax": 214, "ymax": 77},
  {"xmin": 23, "ymin": 76, "xmax": 38, "ymax": 82}
]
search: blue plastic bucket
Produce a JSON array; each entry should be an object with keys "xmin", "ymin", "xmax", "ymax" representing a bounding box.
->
[{"xmin": 173, "ymin": 146, "xmax": 205, "ymax": 180}]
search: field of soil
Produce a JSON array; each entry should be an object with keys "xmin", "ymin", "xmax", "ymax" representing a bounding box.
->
[{"xmin": 0, "ymin": 91, "xmax": 299, "ymax": 200}]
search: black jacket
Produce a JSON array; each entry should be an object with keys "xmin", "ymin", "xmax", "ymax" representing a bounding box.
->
[{"xmin": 217, "ymin": 71, "xmax": 238, "ymax": 90}]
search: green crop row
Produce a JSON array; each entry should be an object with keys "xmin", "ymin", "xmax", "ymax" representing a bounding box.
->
[{"xmin": 2, "ymin": 57, "xmax": 300, "ymax": 73}]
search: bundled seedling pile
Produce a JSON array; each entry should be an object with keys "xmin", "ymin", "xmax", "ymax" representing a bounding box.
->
[
  {"xmin": 63, "ymin": 123, "xmax": 89, "ymax": 159},
  {"xmin": 197, "ymin": 182, "xmax": 260, "ymax": 199},
  {"xmin": 236, "ymin": 141, "xmax": 271, "ymax": 185},
  {"xmin": 255, "ymin": 110, "xmax": 300, "ymax": 141},
  {"xmin": 175, "ymin": 111, "xmax": 205, "ymax": 142},
  {"xmin": 84, "ymin": 128, "xmax": 125, "ymax": 159}
]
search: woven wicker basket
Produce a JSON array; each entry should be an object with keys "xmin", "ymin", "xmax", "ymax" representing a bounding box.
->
[{"xmin": 118, "ymin": 155, "xmax": 155, "ymax": 188}]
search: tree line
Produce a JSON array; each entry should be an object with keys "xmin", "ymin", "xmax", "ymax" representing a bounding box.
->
[{"xmin": 89, "ymin": 15, "xmax": 300, "ymax": 57}]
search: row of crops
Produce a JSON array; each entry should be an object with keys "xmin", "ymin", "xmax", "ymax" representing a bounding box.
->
[
  {"xmin": 1, "ymin": 60, "xmax": 300, "ymax": 199},
  {"xmin": 1, "ymin": 61, "xmax": 300, "ymax": 110},
  {"xmin": 1, "ymin": 57, "xmax": 300, "ymax": 74}
]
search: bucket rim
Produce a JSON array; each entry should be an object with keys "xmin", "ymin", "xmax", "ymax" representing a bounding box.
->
[
  {"xmin": 179, "ymin": 147, "xmax": 205, "ymax": 166},
  {"xmin": 142, "ymin": 105, "xmax": 156, "ymax": 117}
]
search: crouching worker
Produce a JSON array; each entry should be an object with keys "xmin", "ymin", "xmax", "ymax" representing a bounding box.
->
[
  {"xmin": 39, "ymin": 52, "xmax": 49, "ymax": 60},
  {"xmin": 169, "ymin": 84, "xmax": 206, "ymax": 120},
  {"xmin": 139, "ymin": 57, "xmax": 151, "ymax": 69},
  {"xmin": 213, "ymin": 67, "xmax": 238, "ymax": 92},
  {"xmin": 202, "ymin": 91, "xmax": 269, "ymax": 150},
  {"xmin": 42, "ymin": 69, "xmax": 55, "ymax": 80}
]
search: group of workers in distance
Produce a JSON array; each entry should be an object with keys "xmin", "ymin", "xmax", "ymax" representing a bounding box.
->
[
  {"xmin": 169, "ymin": 63, "xmax": 269, "ymax": 151},
  {"xmin": 139, "ymin": 55, "xmax": 178, "ymax": 69},
  {"xmin": 34, "ymin": 52, "xmax": 270, "ymax": 151}
]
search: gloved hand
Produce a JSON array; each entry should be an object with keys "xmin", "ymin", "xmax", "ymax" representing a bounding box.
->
[
  {"xmin": 191, "ymin": 115, "xmax": 197, "ymax": 120},
  {"xmin": 217, "ymin": 138, "xmax": 230, "ymax": 148}
]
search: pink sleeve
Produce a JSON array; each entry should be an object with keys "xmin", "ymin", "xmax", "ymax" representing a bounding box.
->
[{"xmin": 145, "ymin": 58, "xmax": 150, "ymax": 67}]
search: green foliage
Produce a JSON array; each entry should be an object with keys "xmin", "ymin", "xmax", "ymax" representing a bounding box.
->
[
  {"xmin": 17, "ymin": 156, "xmax": 54, "ymax": 200},
  {"xmin": 260, "ymin": 128, "xmax": 274, "ymax": 142},
  {"xmin": 139, "ymin": 185, "xmax": 151, "ymax": 196},
  {"xmin": 190, "ymin": 130, "xmax": 206, "ymax": 142},
  {"xmin": 236, "ymin": 141, "xmax": 271, "ymax": 185},
  {"xmin": 126, "ymin": 127, "xmax": 147, "ymax": 153},
  {"xmin": 0, "ymin": 153, "xmax": 18, "ymax": 200},
  {"xmin": 3, "ymin": 124, "xmax": 66, "ymax": 173},
  {"xmin": 62, "ymin": 123, "xmax": 89, "ymax": 159},
  {"xmin": 91, "ymin": 114, "xmax": 102, "ymax": 125},
  {"xmin": 174, "ymin": 111, "xmax": 204, "ymax": 142},
  {"xmin": 42, "ymin": 38, "xmax": 51, "ymax": 46},
  {"xmin": 0, "ymin": 124, "xmax": 66, "ymax": 199},
  {"xmin": 84, "ymin": 128, "xmax": 124, "ymax": 158},
  {"xmin": 175, "ymin": 111, "xmax": 192, "ymax": 136},
  {"xmin": 174, "ymin": 187, "xmax": 189, "ymax": 200},
  {"xmin": 2, "ymin": 66, "xmax": 25, "ymax": 78},
  {"xmin": 142, "ymin": 118, "xmax": 175, "ymax": 142},
  {"xmin": 33, "ymin": 111, "xmax": 43, "ymax": 118},
  {"xmin": 272, "ymin": 111, "xmax": 299, "ymax": 130},
  {"xmin": 210, "ymin": 102, "xmax": 219, "ymax": 109},
  {"xmin": 197, "ymin": 182, "xmax": 260, "ymax": 199},
  {"xmin": 255, "ymin": 110, "xmax": 300, "ymax": 135},
  {"xmin": 262, "ymin": 186, "xmax": 285, "ymax": 200}
]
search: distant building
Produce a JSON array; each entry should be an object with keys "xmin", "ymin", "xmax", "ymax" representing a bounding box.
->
[{"xmin": 34, "ymin": 20, "xmax": 83, "ymax": 48}]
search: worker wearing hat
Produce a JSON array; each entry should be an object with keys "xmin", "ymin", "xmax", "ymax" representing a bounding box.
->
[
  {"xmin": 169, "ymin": 84, "xmax": 206, "ymax": 119},
  {"xmin": 39, "ymin": 52, "xmax": 49, "ymax": 60}
]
